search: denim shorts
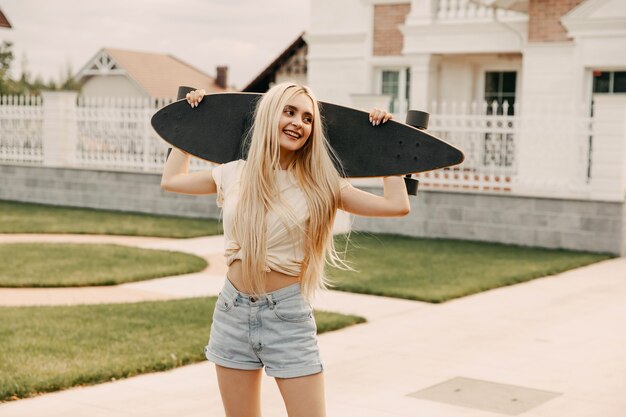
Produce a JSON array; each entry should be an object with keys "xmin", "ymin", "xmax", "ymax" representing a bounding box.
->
[{"xmin": 205, "ymin": 277, "xmax": 323, "ymax": 378}]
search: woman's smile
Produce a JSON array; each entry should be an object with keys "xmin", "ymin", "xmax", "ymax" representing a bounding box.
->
[{"xmin": 278, "ymin": 93, "xmax": 314, "ymax": 160}]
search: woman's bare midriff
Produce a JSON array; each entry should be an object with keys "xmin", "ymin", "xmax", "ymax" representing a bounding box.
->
[{"xmin": 226, "ymin": 259, "xmax": 301, "ymax": 294}]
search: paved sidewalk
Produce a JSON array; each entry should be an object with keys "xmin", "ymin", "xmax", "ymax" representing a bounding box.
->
[{"xmin": 1, "ymin": 234, "xmax": 624, "ymax": 416}]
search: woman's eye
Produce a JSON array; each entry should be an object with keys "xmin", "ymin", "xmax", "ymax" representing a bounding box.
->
[{"xmin": 304, "ymin": 118, "xmax": 312, "ymax": 124}]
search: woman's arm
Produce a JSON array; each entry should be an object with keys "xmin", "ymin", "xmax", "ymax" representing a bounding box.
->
[
  {"xmin": 160, "ymin": 89, "xmax": 217, "ymax": 195},
  {"xmin": 338, "ymin": 176, "xmax": 410, "ymax": 217},
  {"xmin": 337, "ymin": 107, "xmax": 410, "ymax": 217},
  {"xmin": 160, "ymin": 148, "xmax": 217, "ymax": 195}
]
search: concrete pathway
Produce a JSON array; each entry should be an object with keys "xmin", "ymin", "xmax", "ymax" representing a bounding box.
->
[{"xmin": 1, "ymin": 234, "xmax": 624, "ymax": 416}]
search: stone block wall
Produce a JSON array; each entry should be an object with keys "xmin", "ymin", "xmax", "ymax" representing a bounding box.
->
[
  {"xmin": 0, "ymin": 165, "xmax": 219, "ymax": 219},
  {"xmin": 352, "ymin": 187, "xmax": 625, "ymax": 255}
]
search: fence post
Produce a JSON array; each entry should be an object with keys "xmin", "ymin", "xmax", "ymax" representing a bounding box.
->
[
  {"xmin": 41, "ymin": 91, "xmax": 79, "ymax": 168},
  {"xmin": 513, "ymin": 101, "xmax": 589, "ymax": 198},
  {"xmin": 589, "ymin": 95, "xmax": 626, "ymax": 202}
]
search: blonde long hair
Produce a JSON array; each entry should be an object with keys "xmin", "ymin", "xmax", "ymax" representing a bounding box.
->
[{"xmin": 232, "ymin": 83, "xmax": 347, "ymax": 299}]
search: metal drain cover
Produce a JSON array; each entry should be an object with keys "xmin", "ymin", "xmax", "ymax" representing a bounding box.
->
[{"xmin": 408, "ymin": 377, "xmax": 561, "ymax": 415}]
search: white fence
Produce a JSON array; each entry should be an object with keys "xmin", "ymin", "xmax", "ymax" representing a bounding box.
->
[
  {"xmin": 0, "ymin": 93, "xmax": 211, "ymax": 174},
  {"xmin": 1, "ymin": 92, "xmax": 624, "ymax": 201}
]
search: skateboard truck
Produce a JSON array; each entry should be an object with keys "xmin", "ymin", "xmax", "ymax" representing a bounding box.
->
[
  {"xmin": 404, "ymin": 110, "xmax": 429, "ymax": 196},
  {"xmin": 166, "ymin": 86, "xmax": 198, "ymax": 160}
]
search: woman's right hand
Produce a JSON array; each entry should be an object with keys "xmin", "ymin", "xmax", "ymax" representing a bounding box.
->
[{"xmin": 186, "ymin": 89, "xmax": 206, "ymax": 108}]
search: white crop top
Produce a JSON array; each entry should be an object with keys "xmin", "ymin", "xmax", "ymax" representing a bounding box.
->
[{"xmin": 211, "ymin": 160, "xmax": 350, "ymax": 276}]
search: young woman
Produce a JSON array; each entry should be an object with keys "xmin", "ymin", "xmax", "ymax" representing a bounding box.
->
[{"xmin": 161, "ymin": 83, "xmax": 410, "ymax": 417}]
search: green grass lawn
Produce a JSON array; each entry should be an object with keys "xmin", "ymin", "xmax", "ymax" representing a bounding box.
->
[
  {"xmin": 0, "ymin": 299, "xmax": 365, "ymax": 402},
  {"xmin": 0, "ymin": 200, "xmax": 220, "ymax": 238},
  {"xmin": 0, "ymin": 244, "xmax": 207, "ymax": 287},
  {"xmin": 329, "ymin": 233, "xmax": 613, "ymax": 303}
]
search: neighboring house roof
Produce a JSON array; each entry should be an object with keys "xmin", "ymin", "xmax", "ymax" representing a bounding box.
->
[
  {"xmin": 0, "ymin": 8, "xmax": 12, "ymax": 28},
  {"xmin": 242, "ymin": 33, "xmax": 307, "ymax": 92},
  {"xmin": 76, "ymin": 48, "xmax": 229, "ymax": 98}
]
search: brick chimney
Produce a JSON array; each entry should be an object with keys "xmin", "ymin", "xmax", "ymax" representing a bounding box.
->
[{"xmin": 216, "ymin": 66, "xmax": 228, "ymax": 89}]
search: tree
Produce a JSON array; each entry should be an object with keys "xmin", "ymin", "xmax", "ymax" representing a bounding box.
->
[
  {"xmin": 0, "ymin": 42, "xmax": 81, "ymax": 96},
  {"xmin": 58, "ymin": 60, "xmax": 80, "ymax": 91},
  {"xmin": 0, "ymin": 40, "xmax": 17, "ymax": 95}
]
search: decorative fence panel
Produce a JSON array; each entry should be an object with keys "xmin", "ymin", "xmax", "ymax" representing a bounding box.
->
[
  {"xmin": 423, "ymin": 101, "xmax": 517, "ymax": 192},
  {"xmin": 76, "ymin": 97, "xmax": 170, "ymax": 172},
  {"xmin": 0, "ymin": 95, "xmax": 44, "ymax": 165},
  {"xmin": 74, "ymin": 96, "xmax": 211, "ymax": 173}
]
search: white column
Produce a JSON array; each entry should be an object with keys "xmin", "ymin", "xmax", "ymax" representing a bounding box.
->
[
  {"xmin": 589, "ymin": 95, "xmax": 626, "ymax": 202},
  {"xmin": 41, "ymin": 91, "xmax": 79, "ymax": 168},
  {"xmin": 513, "ymin": 102, "xmax": 589, "ymax": 199},
  {"xmin": 405, "ymin": 0, "xmax": 437, "ymax": 25},
  {"xmin": 408, "ymin": 54, "xmax": 440, "ymax": 112},
  {"xmin": 512, "ymin": 42, "xmax": 593, "ymax": 199}
]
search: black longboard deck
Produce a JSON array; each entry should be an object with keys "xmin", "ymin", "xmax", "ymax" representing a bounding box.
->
[{"xmin": 151, "ymin": 92, "xmax": 464, "ymax": 178}]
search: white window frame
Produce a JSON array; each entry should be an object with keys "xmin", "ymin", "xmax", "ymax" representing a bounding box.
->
[
  {"xmin": 480, "ymin": 70, "xmax": 518, "ymax": 115},
  {"xmin": 375, "ymin": 67, "xmax": 411, "ymax": 116},
  {"xmin": 591, "ymin": 69, "xmax": 626, "ymax": 95}
]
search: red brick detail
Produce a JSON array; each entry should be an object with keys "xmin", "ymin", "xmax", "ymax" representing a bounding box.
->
[
  {"xmin": 528, "ymin": 0, "xmax": 585, "ymax": 42},
  {"xmin": 373, "ymin": 3, "xmax": 411, "ymax": 56}
]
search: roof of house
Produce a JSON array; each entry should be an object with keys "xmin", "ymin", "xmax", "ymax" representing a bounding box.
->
[
  {"xmin": 0, "ymin": 9, "xmax": 12, "ymax": 28},
  {"xmin": 242, "ymin": 33, "xmax": 306, "ymax": 93},
  {"xmin": 76, "ymin": 48, "xmax": 229, "ymax": 98}
]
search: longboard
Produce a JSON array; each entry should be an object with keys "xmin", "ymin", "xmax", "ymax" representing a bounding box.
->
[{"xmin": 151, "ymin": 88, "xmax": 464, "ymax": 182}]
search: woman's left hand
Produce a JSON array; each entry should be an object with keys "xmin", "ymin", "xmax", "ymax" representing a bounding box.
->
[{"xmin": 369, "ymin": 108, "xmax": 393, "ymax": 126}]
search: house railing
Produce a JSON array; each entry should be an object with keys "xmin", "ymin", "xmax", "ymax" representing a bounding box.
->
[
  {"xmin": 435, "ymin": 0, "xmax": 526, "ymax": 21},
  {"xmin": 1, "ymin": 92, "xmax": 624, "ymax": 201}
]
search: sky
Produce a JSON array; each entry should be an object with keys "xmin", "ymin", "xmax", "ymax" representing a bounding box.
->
[{"xmin": 0, "ymin": 0, "xmax": 310, "ymax": 89}]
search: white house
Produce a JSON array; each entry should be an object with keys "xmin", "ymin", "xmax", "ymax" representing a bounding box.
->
[
  {"xmin": 76, "ymin": 48, "xmax": 231, "ymax": 100},
  {"xmin": 304, "ymin": 0, "xmax": 626, "ymax": 254}
]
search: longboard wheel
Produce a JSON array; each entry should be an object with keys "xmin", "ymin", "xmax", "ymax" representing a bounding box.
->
[
  {"xmin": 404, "ymin": 176, "xmax": 419, "ymax": 196},
  {"xmin": 177, "ymin": 86, "xmax": 196, "ymax": 100},
  {"xmin": 406, "ymin": 110, "xmax": 429, "ymax": 130}
]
